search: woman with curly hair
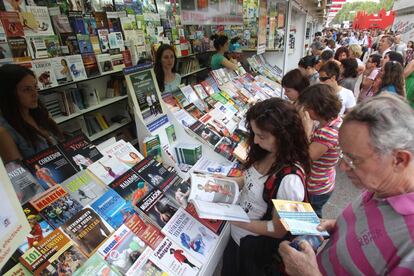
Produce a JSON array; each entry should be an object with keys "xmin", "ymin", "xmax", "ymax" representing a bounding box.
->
[{"xmin": 222, "ymin": 98, "xmax": 311, "ymax": 275}]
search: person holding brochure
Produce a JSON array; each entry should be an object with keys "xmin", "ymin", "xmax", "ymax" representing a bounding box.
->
[
  {"xmin": 154, "ymin": 44, "xmax": 181, "ymax": 93},
  {"xmin": 0, "ymin": 64, "xmax": 63, "ymax": 162},
  {"xmin": 222, "ymin": 98, "xmax": 311, "ymax": 275},
  {"xmin": 279, "ymin": 94, "xmax": 414, "ymax": 275}
]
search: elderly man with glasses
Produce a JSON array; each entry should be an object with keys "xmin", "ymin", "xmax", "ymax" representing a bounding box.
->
[{"xmin": 279, "ymin": 94, "xmax": 414, "ymax": 275}]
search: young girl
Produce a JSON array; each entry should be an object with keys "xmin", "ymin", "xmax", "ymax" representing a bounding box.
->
[
  {"xmin": 210, "ymin": 34, "xmax": 239, "ymax": 71},
  {"xmin": 222, "ymin": 98, "xmax": 311, "ymax": 275}
]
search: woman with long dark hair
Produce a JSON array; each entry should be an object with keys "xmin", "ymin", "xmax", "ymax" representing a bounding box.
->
[
  {"xmin": 210, "ymin": 34, "xmax": 239, "ymax": 71},
  {"xmin": 379, "ymin": 61, "xmax": 405, "ymax": 97},
  {"xmin": 0, "ymin": 64, "xmax": 63, "ymax": 162},
  {"xmin": 222, "ymin": 98, "xmax": 311, "ymax": 275},
  {"xmin": 154, "ymin": 44, "xmax": 181, "ymax": 93}
]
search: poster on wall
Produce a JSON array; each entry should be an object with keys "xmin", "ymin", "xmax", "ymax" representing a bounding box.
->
[
  {"xmin": 180, "ymin": 0, "xmax": 243, "ymax": 25},
  {"xmin": 257, "ymin": 0, "xmax": 267, "ymax": 54},
  {"xmin": 0, "ymin": 159, "xmax": 31, "ymax": 268},
  {"xmin": 392, "ymin": 13, "xmax": 414, "ymax": 44}
]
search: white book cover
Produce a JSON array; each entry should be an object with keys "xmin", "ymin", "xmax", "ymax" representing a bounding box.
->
[
  {"xmin": 149, "ymin": 237, "xmax": 201, "ymax": 276},
  {"xmin": 32, "ymin": 59, "xmax": 59, "ymax": 89},
  {"xmin": 161, "ymin": 208, "xmax": 218, "ymax": 263},
  {"xmin": 66, "ymin": 54, "xmax": 87, "ymax": 81},
  {"xmin": 25, "ymin": 6, "xmax": 54, "ymax": 35},
  {"xmin": 26, "ymin": 36, "xmax": 48, "ymax": 59},
  {"xmin": 126, "ymin": 247, "xmax": 166, "ymax": 276},
  {"xmin": 101, "ymin": 140, "xmax": 144, "ymax": 168},
  {"xmin": 87, "ymin": 155, "xmax": 129, "ymax": 185},
  {"xmin": 51, "ymin": 56, "xmax": 74, "ymax": 84},
  {"xmin": 189, "ymin": 174, "xmax": 239, "ymax": 204},
  {"xmin": 192, "ymin": 157, "xmax": 232, "ymax": 176},
  {"xmin": 173, "ymin": 109, "xmax": 197, "ymax": 128},
  {"xmin": 96, "ymin": 53, "xmax": 113, "ymax": 73},
  {"xmin": 108, "ymin": 32, "xmax": 125, "ymax": 51},
  {"xmin": 97, "ymin": 29, "xmax": 110, "ymax": 53}
]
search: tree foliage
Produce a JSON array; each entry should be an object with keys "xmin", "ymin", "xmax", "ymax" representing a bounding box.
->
[{"xmin": 331, "ymin": 0, "xmax": 394, "ymax": 24}]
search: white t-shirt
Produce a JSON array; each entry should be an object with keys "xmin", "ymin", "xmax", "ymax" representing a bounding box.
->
[
  {"xmin": 338, "ymin": 87, "xmax": 356, "ymax": 115},
  {"xmin": 231, "ymin": 166, "xmax": 305, "ymax": 245}
]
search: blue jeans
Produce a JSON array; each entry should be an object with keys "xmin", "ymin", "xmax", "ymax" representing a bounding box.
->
[{"xmin": 309, "ymin": 192, "xmax": 332, "ymax": 218}]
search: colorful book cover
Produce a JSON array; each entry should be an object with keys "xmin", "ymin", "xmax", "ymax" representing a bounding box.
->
[
  {"xmin": 63, "ymin": 207, "xmax": 113, "ymax": 256},
  {"xmin": 60, "ymin": 33, "xmax": 81, "ymax": 55},
  {"xmin": 162, "ymin": 208, "xmax": 218, "ymax": 263},
  {"xmin": 51, "ymin": 14, "xmax": 73, "ymax": 34},
  {"xmin": 109, "ymin": 168, "xmax": 152, "ymax": 206},
  {"xmin": 214, "ymin": 137, "xmax": 237, "ymax": 161},
  {"xmin": 124, "ymin": 213, "xmax": 164, "ymax": 250},
  {"xmin": 125, "ymin": 0, "xmax": 142, "ymax": 15},
  {"xmin": 32, "ymin": 59, "xmax": 59, "ymax": 90},
  {"xmin": 96, "ymin": 53, "xmax": 113, "ymax": 73},
  {"xmin": 68, "ymin": 11, "xmax": 87, "ymax": 34},
  {"xmin": 90, "ymin": 189, "xmax": 136, "ymax": 229},
  {"xmin": 20, "ymin": 11, "xmax": 38, "ymax": 36},
  {"xmin": 94, "ymin": 12, "xmax": 109, "ymax": 29},
  {"xmin": 23, "ymin": 146, "xmax": 77, "ymax": 189},
  {"xmin": 68, "ymin": 0, "xmax": 85, "ymax": 12},
  {"xmin": 97, "ymin": 224, "xmax": 148, "ymax": 275},
  {"xmin": 101, "ymin": 0, "xmax": 114, "ymax": 11},
  {"xmin": 73, "ymin": 253, "xmax": 122, "ymax": 276},
  {"xmin": 19, "ymin": 228, "xmax": 87, "ymax": 275},
  {"xmin": 90, "ymin": 35, "xmax": 102, "ymax": 54},
  {"xmin": 87, "ymin": 155, "xmax": 129, "ymax": 185},
  {"xmin": 165, "ymin": 124, "xmax": 176, "ymax": 144},
  {"xmin": 2, "ymin": 0, "xmax": 26, "ymax": 12},
  {"xmin": 61, "ymin": 171, "xmax": 107, "ymax": 206},
  {"xmin": 51, "ymin": 56, "xmax": 74, "ymax": 84},
  {"xmin": 26, "ymin": 36, "xmax": 48, "ymax": 59},
  {"xmin": 77, "ymin": 33, "xmax": 94, "ymax": 53},
  {"xmin": 58, "ymin": 134, "xmax": 103, "ymax": 171},
  {"xmin": 137, "ymin": 189, "xmax": 178, "ymax": 229},
  {"xmin": 126, "ymin": 247, "xmax": 166, "ymax": 276},
  {"xmin": 108, "ymin": 31, "xmax": 124, "ymax": 50},
  {"xmin": 8, "ymin": 37, "xmax": 31, "ymax": 62},
  {"xmin": 82, "ymin": 52, "xmax": 101, "ymax": 77},
  {"xmin": 190, "ymin": 121, "xmax": 221, "ymax": 147},
  {"xmin": 132, "ymin": 157, "xmax": 172, "ymax": 188},
  {"xmin": 29, "ymin": 185, "xmax": 83, "ymax": 228},
  {"xmin": 0, "ymin": 12, "xmax": 24, "ymax": 37},
  {"xmin": 101, "ymin": 140, "xmax": 144, "ymax": 168},
  {"xmin": 149, "ymin": 238, "xmax": 201, "ymax": 276},
  {"xmin": 185, "ymin": 203, "xmax": 225, "ymax": 235},
  {"xmin": 143, "ymin": 135, "xmax": 161, "ymax": 161},
  {"xmin": 106, "ymin": 11, "xmax": 122, "ymax": 32},
  {"xmin": 5, "ymin": 160, "xmax": 45, "ymax": 204},
  {"xmin": 97, "ymin": 28, "xmax": 110, "ymax": 53},
  {"xmin": 4, "ymin": 263, "xmax": 32, "ymax": 276},
  {"xmin": 66, "ymin": 54, "xmax": 87, "ymax": 81},
  {"xmin": 25, "ymin": 6, "xmax": 54, "ymax": 35},
  {"xmin": 84, "ymin": 13, "xmax": 98, "ymax": 35}
]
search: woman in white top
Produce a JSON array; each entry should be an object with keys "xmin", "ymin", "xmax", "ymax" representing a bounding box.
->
[{"xmin": 222, "ymin": 98, "xmax": 311, "ymax": 276}]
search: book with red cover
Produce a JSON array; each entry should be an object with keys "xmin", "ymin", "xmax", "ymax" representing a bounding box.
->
[
  {"xmin": 185, "ymin": 203, "xmax": 225, "ymax": 235},
  {"xmin": 0, "ymin": 11, "xmax": 24, "ymax": 37}
]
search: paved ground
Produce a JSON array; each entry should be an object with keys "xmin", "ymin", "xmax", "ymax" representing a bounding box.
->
[{"xmin": 213, "ymin": 167, "xmax": 362, "ymax": 276}]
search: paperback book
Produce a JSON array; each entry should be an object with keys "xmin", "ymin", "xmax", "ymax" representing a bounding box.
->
[
  {"xmin": 124, "ymin": 213, "xmax": 164, "ymax": 250},
  {"xmin": 101, "ymin": 139, "xmax": 144, "ymax": 168},
  {"xmin": 185, "ymin": 203, "xmax": 225, "ymax": 235},
  {"xmin": 0, "ymin": 12, "xmax": 24, "ymax": 37},
  {"xmin": 25, "ymin": 6, "xmax": 54, "ymax": 35},
  {"xmin": 87, "ymin": 155, "xmax": 129, "ymax": 185},
  {"xmin": 8, "ymin": 37, "xmax": 31, "ymax": 62},
  {"xmin": 52, "ymin": 56, "xmax": 74, "ymax": 84},
  {"xmin": 81, "ymin": 52, "xmax": 101, "ymax": 77},
  {"xmin": 31, "ymin": 59, "xmax": 59, "ymax": 89},
  {"xmin": 66, "ymin": 54, "xmax": 87, "ymax": 81},
  {"xmin": 73, "ymin": 253, "xmax": 122, "ymax": 276}
]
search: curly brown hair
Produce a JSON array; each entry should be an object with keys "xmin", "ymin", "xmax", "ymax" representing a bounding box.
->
[
  {"xmin": 244, "ymin": 98, "xmax": 311, "ymax": 175},
  {"xmin": 297, "ymin": 83, "xmax": 341, "ymax": 121}
]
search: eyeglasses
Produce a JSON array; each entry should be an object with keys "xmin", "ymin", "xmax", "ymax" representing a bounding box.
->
[
  {"xmin": 319, "ymin": 76, "xmax": 331, "ymax": 82},
  {"xmin": 337, "ymin": 149, "xmax": 356, "ymax": 170}
]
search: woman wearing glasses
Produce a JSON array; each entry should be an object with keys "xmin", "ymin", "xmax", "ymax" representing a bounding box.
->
[
  {"xmin": 0, "ymin": 64, "xmax": 63, "ymax": 162},
  {"xmin": 298, "ymin": 84, "xmax": 342, "ymax": 218}
]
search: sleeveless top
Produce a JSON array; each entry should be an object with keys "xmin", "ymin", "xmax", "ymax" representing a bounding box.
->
[{"xmin": 0, "ymin": 116, "xmax": 56, "ymax": 159}]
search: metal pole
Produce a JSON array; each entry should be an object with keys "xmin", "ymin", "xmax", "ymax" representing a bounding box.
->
[{"xmin": 282, "ymin": 0, "xmax": 292, "ymax": 76}]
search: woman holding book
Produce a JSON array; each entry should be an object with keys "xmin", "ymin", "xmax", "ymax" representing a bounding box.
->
[
  {"xmin": 222, "ymin": 98, "xmax": 311, "ymax": 275},
  {"xmin": 210, "ymin": 34, "xmax": 239, "ymax": 71},
  {"xmin": 0, "ymin": 64, "xmax": 63, "ymax": 162},
  {"xmin": 154, "ymin": 44, "xmax": 181, "ymax": 93}
]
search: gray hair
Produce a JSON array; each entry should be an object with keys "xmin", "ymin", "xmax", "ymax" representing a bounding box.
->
[{"xmin": 343, "ymin": 93, "xmax": 414, "ymax": 155}]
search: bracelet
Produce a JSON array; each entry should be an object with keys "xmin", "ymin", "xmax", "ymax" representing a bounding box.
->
[{"xmin": 267, "ymin": 220, "xmax": 275, "ymax": 232}]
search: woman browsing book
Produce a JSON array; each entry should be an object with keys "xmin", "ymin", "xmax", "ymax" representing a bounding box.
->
[
  {"xmin": 154, "ymin": 44, "xmax": 181, "ymax": 94},
  {"xmin": 210, "ymin": 34, "xmax": 239, "ymax": 71},
  {"xmin": 0, "ymin": 64, "xmax": 63, "ymax": 162},
  {"xmin": 221, "ymin": 98, "xmax": 311, "ymax": 276}
]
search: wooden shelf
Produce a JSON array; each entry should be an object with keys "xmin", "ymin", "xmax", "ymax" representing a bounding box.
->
[
  {"xmin": 54, "ymin": 95, "xmax": 128, "ymax": 124},
  {"xmin": 181, "ymin": 67, "xmax": 209, "ymax": 78},
  {"xmin": 88, "ymin": 120, "xmax": 132, "ymax": 141}
]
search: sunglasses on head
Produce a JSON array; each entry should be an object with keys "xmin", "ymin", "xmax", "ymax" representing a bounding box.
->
[{"xmin": 319, "ymin": 76, "xmax": 331, "ymax": 81}]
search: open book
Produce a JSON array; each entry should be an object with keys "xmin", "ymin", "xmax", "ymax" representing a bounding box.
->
[
  {"xmin": 188, "ymin": 174, "xmax": 250, "ymax": 222},
  {"xmin": 272, "ymin": 199, "xmax": 329, "ymax": 236}
]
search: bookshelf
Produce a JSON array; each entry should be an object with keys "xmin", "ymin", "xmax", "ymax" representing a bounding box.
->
[
  {"xmin": 88, "ymin": 120, "xmax": 132, "ymax": 141},
  {"xmin": 181, "ymin": 67, "xmax": 208, "ymax": 78}
]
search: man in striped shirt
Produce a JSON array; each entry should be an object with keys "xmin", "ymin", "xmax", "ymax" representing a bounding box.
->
[{"xmin": 279, "ymin": 94, "xmax": 414, "ymax": 275}]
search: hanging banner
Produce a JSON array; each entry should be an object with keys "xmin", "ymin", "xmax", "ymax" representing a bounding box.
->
[
  {"xmin": 180, "ymin": 0, "xmax": 243, "ymax": 25},
  {"xmin": 257, "ymin": 0, "xmax": 267, "ymax": 54}
]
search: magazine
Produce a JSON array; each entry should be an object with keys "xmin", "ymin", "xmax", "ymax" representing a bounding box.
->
[
  {"xmin": 87, "ymin": 155, "xmax": 129, "ymax": 185},
  {"xmin": 101, "ymin": 140, "xmax": 144, "ymax": 168},
  {"xmin": 63, "ymin": 207, "xmax": 113, "ymax": 256},
  {"xmin": 149, "ymin": 237, "xmax": 201, "ymax": 276},
  {"xmin": 73, "ymin": 253, "xmax": 122, "ymax": 276},
  {"xmin": 124, "ymin": 213, "xmax": 164, "ymax": 250},
  {"xmin": 162, "ymin": 208, "xmax": 218, "ymax": 263},
  {"xmin": 188, "ymin": 174, "xmax": 249, "ymax": 222},
  {"xmin": 272, "ymin": 199, "xmax": 330, "ymax": 236}
]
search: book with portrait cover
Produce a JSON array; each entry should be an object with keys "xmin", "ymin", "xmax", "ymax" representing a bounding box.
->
[
  {"xmin": 94, "ymin": 12, "xmax": 109, "ymax": 29},
  {"xmin": 81, "ymin": 52, "xmax": 100, "ymax": 77},
  {"xmin": 61, "ymin": 171, "xmax": 107, "ymax": 206},
  {"xmin": 58, "ymin": 134, "xmax": 103, "ymax": 171},
  {"xmin": 25, "ymin": 6, "xmax": 54, "ymax": 36},
  {"xmin": 97, "ymin": 28, "xmax": 110, "ymax": 53},
  {"xmin": 90, "ymin": 189, "xmax": 136, "ymax": 229},
  {"xmin": 149, "ymin": 237, "xmax": 201, "ymax": 276},
  {"xmin": 126, "ymin": 247, "xmax": 166, "ymax": 276},
  {"xmin": 73, "ymin": 253, "xmax": 122, "ymax": 276},
  {"xmin": 162, "ymin": 208, "xmax": 218, "ymax": 263},
  {"xmin": 84, "ymin": 13, "xmax": 98, "ymax": 35},
  {"xmin": 51, "ymin": 56, "xmax": 74, "ymax": 84},
  {"xmin": 19, "ymin": 228, "xmax": 87, "ymax": 275},
  {"xmin": 132, "ymin": 157, "xmax": 173, "ymax": 188},
  {"xmin": 63, "ymin": 207, "xmax": 113, "ymax": 256},
  {"xmin": 97, "ymin": 224, "xmax": 148, "ymax": 275},
  {"xmin": 32, "ymin": 59, "xmax": 59, "ymax": 90},
  {"xmin": 29, "ymin": 185, "xmax": 83, "ymax": 228},
  {"xmin": 109, "ymin": 168, "xmax": 153, "ymax": 207},
  {"xmin": 5, "ymin": 160, "xmax": 45, "ymax": 204},
  {"xmin": 87, "ymin": 154, "xmax": 129, "ymax": 185},
  {"xmin": 0, "ymin": 11, "xmax": 24, "ymax": 38},
  {"xmin": 101, "ymin": 140, "xmax": 144, "ymax": 168},
  {"xmin": 23, "ymin": 146, "xmax": 77, "ymax": 189},
  {"xmin": 124, "ymin": 213, "xmax": 164, "ymax": 250}
]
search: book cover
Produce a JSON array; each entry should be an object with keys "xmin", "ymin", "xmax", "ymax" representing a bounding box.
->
[
  {"xmin": 175, "ymin": 143, "xmax": 202, "ymax": 166},
  {"xmin": 97, "ymin": 28, "xmax": 110, "ymax": 53},
  {"xmin": 66, "ymin": 54, "xmax": 87, "ymax": 81},
  {"xmin": 2, "ymin": 0, "xmax": 25, "ymax": 12},
  {"xmin": 5, "ymin": 160, "xmax": 45, "ymax": 204},
  {"xmin": 20, "ymin": 11, "xmax": 38, "ymax": 35},
  {"xmin": 185, "ymin": 203, "xmax": 225, "ymax": 235},
  {"xmin": 162, "ymin": 208, "xmax": 218, "ymax": 263},
  {"xmin": 81, "ymin": 52, "xmax": 101, "ymax": 77},
  {"xmin": 114, "ymin": 0, "xmax": 126, "ymax": 11},
  {"xmin": 84, "ymin": 13, "xmax": 98, "ymax": 35},
  {"xmin": 126, "ymin": 247, "xmax": 166, "ymax": 276},
  {"xmin": 190, "ymin": 120, "xmax": 221, "ymax": 147},
  {"xmin": 97, "ymin": 224, "xmax": 148, "ymax": 275},
  {"xmin": 26, "ymin": 36, "xmax": 48, "ymax": 59},
  {"xmin": 18, "ymin": 203, "xmax": 53, "ymax": 254},
  {"xmin": 29, "ymin": 185, "xmax": 83, "ymax": 228},
  {"xmin": 19, "ymin": 228, "xmax": 87, "ymax": 275},
  {"xmin": 59, "ymin": 134, "xmax": 103, "ymax": 170},
  {"xmin": 61, "ymin": 171, "xmax": 107, "ymax": 206},
  {"xmin": 132, "ymin": 157, "xmax": 172, "ymax": 188},
  {"xmin": 51, "ymin": 14, "xmax": 73, "ymax": 34},
  {"xmin": 193, "ymin": 84, "xmax": 209, "ymax": 99},
  {"xmin": 68, "ymin": 11, "xmax": 87, "ymax": 34},
  {"xmin": 96, "ymin": 53, "xmax": 113, "ymax": 73},
  {"xmin": 8, "ymin": 37, "xmax": 31, "ymax": 62},
  {"xmin": 101, "ymin": 0, "xmax": 114, "ymax": 11},
  {"xmin": 90, "ymin": 189, "xmax": 136, "ymax": 229},
  {"xmin": 4, "ymin": 263, "xmax": 32, "ymax": 276},
  {"xmin": 214, "ymin": 137, "xmax": 237, "ymax": 161},
  {"xmin": 137, "ymin": 189, "xmax": 178, "ymax": 229},
  {"xmin": 94, "ymin": 12, "xmax": 109, "ymax": 29},
  {"xmin": 189, "ymin": 173, "xmax": 239, "ymax": 204},
  {"xmin": 68, "ymin": 0, "xmax": 85, "ymax": 12},
  {"xmin": 60, "ymin": 33, "xmax": 81, "ymax": 55},
  {"xmin": 73, "ymin": 253, "xmax": 122, "ymax": 276},
  {"xmin": 51, "ymin": 56, "xmax": 74, "ymax": 84},
  {"xmin": 124, "ymin": 213, "xmax": 164, "ymax": 250},
  {"xmin": 192, "ymin": 156, "xmax": 233, "ymax": 176},
  {"xmin": 101, "ymin": 140, "xmax": 144, "ymax": 168},
  {"xmin": 142, "ymin": 135, "xmax": 161, "ymax": 161},
  {"xmin": 149, "ymin": 238, "xmax": 201, "ymax": 276},
  {"xmin": 63, "ymin": 207, "xmax": 113, "ymax": 256},
  {"xmin": 32, "ymin": 59, "xmax": 59, "ymax": 89},
  {"xmin": 77, "ymin": 33, "xmax": 94, "ymax": 53},
  {"xmin": 106, "ymin": 11, "xmax": 122, "ymax": 32},
  {"xmin": 25, "ymin": 6, "xmax": 54, "ymax": 35},
  {"xmin": 23, "ymin": 146, "xmax": 77, "ymax": 189},
  {"xmin": 108, "ymin": 31, "xmax": 124, "ymax": 50},
  {"xmin": 90, "ymin": 35, "xmax": 102, "ymax": 54},
  {"xmin": 0, "ymin": 12, "xmax": 24, "ymax": 37},
  {"xmin": 173, "ymin": 109, "xmax": 197, "ymax": 128},
  {"xmin": 165, "ymin": 124, "xmax": 176, "ymax": 144},
  {"xmin": 109, "ymin": 168, "xmax": 152, "ymax": 206},
  {"xmin": 0, "ymin": 41, "xmax": 13, "ymax": 63},
  {"xmin": 87, "ymin": 155, "xmax": 129, "ymax": 185},
  {"xmin": 125, "ymin": 0, "xmax": 142, "ymax": 15}
]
